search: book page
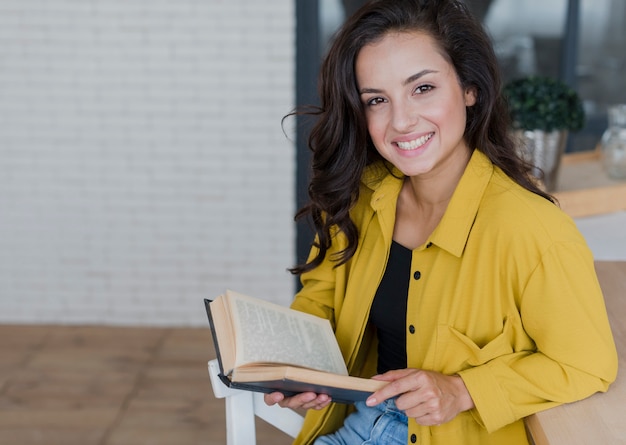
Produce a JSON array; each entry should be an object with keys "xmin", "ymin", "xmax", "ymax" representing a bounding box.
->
[{"xmin": 226, "ymin": 290, "xmax": 348, "ymax": 376}]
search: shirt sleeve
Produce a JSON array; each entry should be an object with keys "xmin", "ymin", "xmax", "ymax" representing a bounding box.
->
[
  {"xmin": 290, "ymin": 235, "xmax": 348, "ymax": 329},
  {"xmin": 459, "ymin": 240, "xmax": 618, "ymax": 433}
]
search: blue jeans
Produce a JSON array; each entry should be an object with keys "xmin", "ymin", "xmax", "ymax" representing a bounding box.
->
[{"xmin": 314, "ymin": 399, "xmax": 408, "ymax": 445}]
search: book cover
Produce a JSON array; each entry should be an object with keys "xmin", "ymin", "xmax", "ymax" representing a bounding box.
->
[{"xmin": 204, "ymin": 293, "xmax": 384, "ymax": 404}]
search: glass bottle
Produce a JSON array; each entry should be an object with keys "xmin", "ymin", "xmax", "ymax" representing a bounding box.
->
[{"xmin": 601, "ymin": 104, "xmax": 626, "ymax": 179}]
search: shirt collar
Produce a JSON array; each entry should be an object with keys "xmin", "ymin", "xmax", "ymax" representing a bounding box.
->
[
  {"xmin": 362, "ymin": 162, "xmax": 404, "ymax": 212},
  {"xmin": 361, "ymin": 150, "xmax": 493, "ymax": 256},
  {"xmin": 430, "ymin": 149, "xmax": 493, "ymax": 257}
]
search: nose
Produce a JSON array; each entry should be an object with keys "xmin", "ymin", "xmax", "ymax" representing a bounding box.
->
[{"xmin": 390, "ymin": 100, "xmax": 418, "ymax": 132}]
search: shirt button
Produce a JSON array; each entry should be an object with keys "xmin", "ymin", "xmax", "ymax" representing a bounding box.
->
[
  {"xmin": 426, "ymin": 242, "xmax": 433, "ymax": 248},
  {"xmin": 409, "ymin": 325, "xmax": 415, "ymax": 334},
  {"xmin": 411, "ymin": 433, "xmax": 417, "ymax": 443},
  {"xmin": 413, "ymin": 270, "xmax": 421, "ymax": 280}
]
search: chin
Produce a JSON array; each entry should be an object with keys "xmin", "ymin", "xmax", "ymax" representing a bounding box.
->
[{"xmin": 395, "ymin": 159, "xmax": 436, "ymax": 177}]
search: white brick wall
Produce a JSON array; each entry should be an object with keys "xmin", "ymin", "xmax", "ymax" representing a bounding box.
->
[{"xmin": 0, "ymin": 0, "xmax": 296, "ymax": 326}]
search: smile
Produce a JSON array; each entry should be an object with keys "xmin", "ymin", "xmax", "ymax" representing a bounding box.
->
[{"xmin": 396, "ymin": 133, "xmax": 434, "ymax": 150}]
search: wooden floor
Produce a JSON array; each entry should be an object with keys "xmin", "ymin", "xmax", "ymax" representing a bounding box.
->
[{"xmin": 0, "ymin": 324, "xmax": 293, "ymax": 445}]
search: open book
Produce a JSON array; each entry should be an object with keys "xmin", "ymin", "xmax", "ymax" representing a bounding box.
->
[{"xmin": 204, "ymin": 290, "xmax": 385, "ymax": 404}]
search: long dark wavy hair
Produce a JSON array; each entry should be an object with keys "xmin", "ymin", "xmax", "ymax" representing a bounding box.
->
[{"xmin": 290, "ymin": 0, "xmax": 553, "ymax": 275}]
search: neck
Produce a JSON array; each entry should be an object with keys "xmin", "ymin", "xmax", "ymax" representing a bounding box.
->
[
  {"xmin": 392, "ymin": 148, "xmax": 472, "ymax": 249},
  {"xmin": 405, "ymin": 148, "xmax": 472, "ymax": 209}
]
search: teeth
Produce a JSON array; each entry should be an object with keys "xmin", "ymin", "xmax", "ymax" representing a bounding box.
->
[{"xmin": 397, "ymin": 133, "xmax": 433, "ymax": 150}]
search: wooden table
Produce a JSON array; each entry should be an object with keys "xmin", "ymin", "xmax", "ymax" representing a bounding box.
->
[
  {"xmin": 525, "ymin": 261, "xmax": 626, "ymax": 445},
  {"xmin": 554, "ymin": 150, "xmax": 626, "ymax": 218}
]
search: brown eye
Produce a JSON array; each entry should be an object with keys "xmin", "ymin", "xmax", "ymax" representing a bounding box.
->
[
  {"xmin": 366, "ymin": 97, "xmax": 386, "ymax": 106},
  {"xmin": 414, "ymin": 84, "xmax": 434, "ymax": 94}
]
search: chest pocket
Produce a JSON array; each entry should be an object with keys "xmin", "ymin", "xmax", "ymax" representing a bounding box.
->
[{"xmin": 434, "ymin": 317, "xmax": 515, "ymax": 375}]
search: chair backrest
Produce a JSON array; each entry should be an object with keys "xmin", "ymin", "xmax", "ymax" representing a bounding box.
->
[{"xmin": 208, "ymin": 359, "xmax": 305, "ymax": 444}]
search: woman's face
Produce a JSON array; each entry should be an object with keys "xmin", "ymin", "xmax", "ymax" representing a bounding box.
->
[{"xmin": 355, "ymin": 31, "xmax": 476, "ymax": 179}]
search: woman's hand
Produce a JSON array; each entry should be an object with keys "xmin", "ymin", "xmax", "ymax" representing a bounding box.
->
[
  {"xmin": 366, "ymin": 369, "xmax": 475, "ymax": 426},
  {"xmin": 264, "ymin": 391, "xmax": 332, "ymax": 410}
]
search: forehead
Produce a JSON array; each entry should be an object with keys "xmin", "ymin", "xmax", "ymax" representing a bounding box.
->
[
  {"xmin": 357, "ymin": 30, "xmax": 448, "ymax": 64},
  {"xmin": 355, "ymin": 31, "xmax": 452, "ymax": 82}
]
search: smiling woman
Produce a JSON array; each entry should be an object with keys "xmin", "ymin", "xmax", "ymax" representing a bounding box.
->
[
  {"xmin": 265, "ymin": 1, "xmax": 618, "ymax": 445},
  {"xmin": 355, "ymin": 31, "xmax": 477, "ymax": 249},
  {"xmin": 361, "ymin": 37, "xmax": 471, "ymax": 171}
]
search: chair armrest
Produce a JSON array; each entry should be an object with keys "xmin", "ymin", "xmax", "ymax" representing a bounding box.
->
[
  {"xmin": 208, "ymin": 359, "xmax": 305, "ymax": 439},
  {"xmin": 252, "ymin": 392, "xmax": 305, "ymax": 437},
  {"xmin": 209, "ymin": 359, "xmax": 237, "ymax": 398}
]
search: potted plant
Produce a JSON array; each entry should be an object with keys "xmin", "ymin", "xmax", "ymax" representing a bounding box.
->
[{"xmin": 503, "ymin": 75, "xmax": 585, "ymax": 191}]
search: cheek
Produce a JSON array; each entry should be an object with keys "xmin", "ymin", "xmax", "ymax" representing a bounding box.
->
[
  {"xmin": 435, "ymin": 96, "xmax": 469, "ymax": 129},
  {"xmin": 365, "ymin": 114, "xmax": 383, "ymax": 142},
  {"xmin": 365, "ymin": 117, "xmax": 391, "ymax": 158}
]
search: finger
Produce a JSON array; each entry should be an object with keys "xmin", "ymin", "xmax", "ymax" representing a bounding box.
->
[
  {"xmin": 300, "ymin": 393, "xmax": 329, "ymax": 409},
  {"xmin": 414, "ymin": 412, "xmax": 445, "ymax": 427},
  {"xmin": 279, "ymin": 392, "xmax": 325, "ymax": 409},
  {"xmin": 264, "ymin": 392, "xmax": 284, "ymax": 406},
  {"xmin": 410, "ymin": 398, "xmax": 451, "ymax": 427},
  {"xmin": 278, "ymin": 391, "xmax": 314, "ymax": 408},
  {"xmin": 301, "ymin": 393, "xmax": 332, "ymax": 410},
  {"xmin": 397, "ymin": 391, "xmax": 437, "ymax": 419},
  {"xmin": 366, "ymin": 372, "xmax": 423, "ymax": 407},
  {"xmin": 371, "ymin": 369, "xmax": 416, "ymax": 381}
]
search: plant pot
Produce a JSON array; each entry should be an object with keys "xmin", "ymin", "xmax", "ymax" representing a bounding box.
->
[{"xmin": 515, "ymin": 129, "xmax": 568, "ymax": 192}]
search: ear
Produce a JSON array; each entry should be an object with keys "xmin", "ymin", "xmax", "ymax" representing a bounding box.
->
[{"xmin": 464, "ymin": 87, "xmax": 477, "ymax": 107}]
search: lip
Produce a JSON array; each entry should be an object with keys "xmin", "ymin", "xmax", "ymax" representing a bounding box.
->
[{"xmin": 393, "ymin": 132, "xmax": 435, "ymax": 152}]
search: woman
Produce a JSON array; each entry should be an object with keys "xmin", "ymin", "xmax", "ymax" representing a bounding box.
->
[{"xmin": 266, "ymin": 0, "xmax": 618, "ymax": 444}]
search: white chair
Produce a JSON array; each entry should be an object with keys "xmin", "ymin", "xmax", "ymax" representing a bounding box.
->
[{"xmin": 208, "ymin": 359, "xmax": 305, "ymax": 444}]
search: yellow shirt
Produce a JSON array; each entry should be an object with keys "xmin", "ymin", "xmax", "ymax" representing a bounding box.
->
[{"xmin": 291, "ymin": 150, "xmax": 618, "ymax": 445}]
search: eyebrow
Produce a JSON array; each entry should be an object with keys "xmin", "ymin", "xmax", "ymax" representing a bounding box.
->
[
  {"xmin": 403, "ymin": 69, "xmax": 438, "ymax": 86},
  {"xmin": 359, "ymin": 69, "xmax": 438, "ymax": 95}
]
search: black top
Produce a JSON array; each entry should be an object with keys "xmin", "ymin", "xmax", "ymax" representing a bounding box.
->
[{"xmin": 369, "ymin": 240, "xmax": 411, "ymax": 374}]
